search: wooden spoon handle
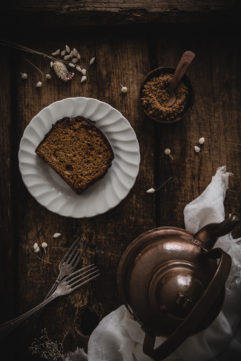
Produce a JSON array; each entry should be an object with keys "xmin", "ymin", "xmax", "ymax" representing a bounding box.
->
[{"xmin": 169, "ymin": 51, "xmax": 195, "ymax": 92}]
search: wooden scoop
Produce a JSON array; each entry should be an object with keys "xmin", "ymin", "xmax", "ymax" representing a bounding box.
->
[{"xmin": 167, "ymin": 51, "xmax": 196, "ymax": 107}]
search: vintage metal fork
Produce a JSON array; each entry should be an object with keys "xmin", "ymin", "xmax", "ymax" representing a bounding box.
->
[
  {"xmin": 0, "ymin": 264, "xmax": 100, "ymax": 338},
  {"xmin": 45, "ymin": 236, "xmax": 84, "ymax": 298}
]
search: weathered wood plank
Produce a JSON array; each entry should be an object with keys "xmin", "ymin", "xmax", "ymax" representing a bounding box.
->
[
  {"xmin": 1, "ymin": 0, "xmax": 239, "ymax": 27},
  {"xmin": 1, "ymin": 24, "xmax": 241, "ymax": 361},
  {"xmin": 0, "ymin": 50, "xmax": 15, "ymax": 319},
  {"xmin": 10, "ymin": 29, "xmax": 155, "ymax": 356},
  {"xmin": 0, "ymin": 48, "xmax": 17, "ymax": 361}
]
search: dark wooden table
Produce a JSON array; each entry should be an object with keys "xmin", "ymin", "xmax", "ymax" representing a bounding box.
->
[{"xmin": 0, "ymin": 1, "xmax": 241, "ymax": 360}]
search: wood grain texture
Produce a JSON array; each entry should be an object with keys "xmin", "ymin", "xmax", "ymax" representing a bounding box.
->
[
  {"xmin": 153, "ymin": 30, "xmax": 241, "ymax": 236},
  {"xmin": 0, "ymin": 29, "xmax": 156, "ymax": 358},
  {"xmin": 0, "ymin": 24, "xmax": 241, "ymax": 361},
  {"xmin": 0, "ymin": 48, "xmax": 18, "ymax": 361},
  {"xmin": 1, "ymin": 0, "xmax": 239, "ymax": 28},
  {"xmin": 0, "ymin": 49, "xmax": 18, "ymax": 318}
]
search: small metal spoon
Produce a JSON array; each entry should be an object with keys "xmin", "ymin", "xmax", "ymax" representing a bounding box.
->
[{"xmin": 167, "ymin": 51, "xmax": 196, "ymax": 107}]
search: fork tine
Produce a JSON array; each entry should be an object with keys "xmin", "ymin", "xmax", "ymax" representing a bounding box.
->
[
  {"xmin": 65, "ymin": 264, "xmax": 96, "ymax": 281},
  {"xmin": 68, "ymin": 268, "xmax": 99, "ymax": 287},
  {"xmin": 64, "ymin": 264, "xmax": 95, "ymax": 280},
  {"xmin": 72, "ymin": 253, "xmax": 81, "ymax": 269},
  {"xmin": 65, "ymin": 238, "xmax": 86, "ymax": 264},
  {"xmin": 61, "ymin": 237, "xmax": 80, "ymax": 263},
  {"xmin": 70, "ymin": 272, "xmax": 100, "ymax": 292},
  {"xmin": 65, "ymin": 246, "xmax": 80, "ymax": 265},
  {"xmin": 70, "ymin": 250, "xmax": 81, "ymax": 268},
  {"xmin": 69, "ymin": 238, "xmax": 86, "ymax": 266}
]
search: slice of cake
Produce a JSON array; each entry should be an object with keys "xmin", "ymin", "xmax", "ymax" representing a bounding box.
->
[{"xmin": 36, "ymin": 116, "xmax": 114, "ymax": 194}]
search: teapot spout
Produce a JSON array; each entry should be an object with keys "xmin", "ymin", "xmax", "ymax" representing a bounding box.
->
[{"xmin": 194, "ymin": 214, "xmax": 239, "ymax": 249}]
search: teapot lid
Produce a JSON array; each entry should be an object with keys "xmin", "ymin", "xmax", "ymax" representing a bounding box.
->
[{"xmin": 117, "ymin": 227, "xmax": 224, "ymax": 336}]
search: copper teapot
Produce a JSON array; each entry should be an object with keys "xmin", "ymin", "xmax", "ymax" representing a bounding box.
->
[{"xmin": 117, "ymin": 215, "xmax": 238, "ymax": 360}]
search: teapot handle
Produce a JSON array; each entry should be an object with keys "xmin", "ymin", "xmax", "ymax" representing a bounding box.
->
[{"xmin": 143, "ymin": 248, "xmax": 231, "ymax": 361}]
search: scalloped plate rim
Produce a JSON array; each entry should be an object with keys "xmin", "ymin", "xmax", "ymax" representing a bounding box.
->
[{"xmin": 18, "ymin": 97, "xmax": 140, "ymax": 218}]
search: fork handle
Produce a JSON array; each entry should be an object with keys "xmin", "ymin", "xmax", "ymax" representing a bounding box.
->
[
  {"xmin": 0, "ymin": 293, "xmax": 57, "ymax": 339},
  {"xmin": 45, "ymin": 277, "xmax": 61, "ymax": 299}
]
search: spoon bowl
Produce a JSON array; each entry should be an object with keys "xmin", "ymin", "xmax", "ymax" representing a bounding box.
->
[{"xmin": 140, "ymin": 67, "xmax": 194, "ymax": 124}]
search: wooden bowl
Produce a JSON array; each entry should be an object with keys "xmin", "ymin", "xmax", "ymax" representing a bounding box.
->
[{"xmin": 140, "ymin": 67, "xmax": 194, "ymax": 124}]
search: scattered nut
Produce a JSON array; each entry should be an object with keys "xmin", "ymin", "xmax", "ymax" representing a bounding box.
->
[
  {"xmin": 45, "ymin": 73, "xmax": 52, "ymax": 80},
  {"xmin": 81, "ymin": 68, "xmax": 87, "ymax": 76},
  {"xmin": 41, "ymin": 241, "xmax": 48, "ymax": 254},
  {"xmin": 89, "ymin": 57, "xmax": 95, "ymax": 65},
  {"xmin": 34, "ymin": 245, "xmax": 40, "ymax": 253},
  {"xmin": 76, "ymin": 65, "xmax": 82, "ymax": 72},
  {"xmin": 50, "ymin": 61, "xmax": 54, "ymax": 68},
  {"xmin": 194, "ymin": 145, "xmax": 201, "ymax": 153},
  {"xmin": 72, "ymin": 48, "xmax": 78, "ymax": 57},
  {"xmin": 121, "ymin": 85, "xmax": 128, "ymax": 93},
  {"xmin": 65, "ymin": 45, "xmax": 70, "ymax": 53},
  {"xmin": 68, "ymin": 63, "xmax": 75, "ymax": 68},
  {"xmin": 80, "ymin": 75, "xmax": 87, "ymax": 83},
  {"xmin": 164, "ymin": 148, "xmax": 174, "ymax": 159},
  {"xmin": 146, "ymin": 187, "xmax": 155, "ymax": 194},
  {"xmin": 164, "ymin": 148, "xmax": 171, "ymax": 155},
  {"xmin": 33, "ymin": 242, "xmax": 39, "ymax": 250},
  {"xmin": 72, "ymin": 57, "xmax": 78, "ymax": 64},
  {"xmin": 199, "ymin": 137, "xmax": 205, "ymax": 145},
  {"xmin": 53, "ymin": 232, "xmax": 61, "ymax": 238},
  {"xmin": 20, "ymin": 72, "xmax": 28, "ymax": 80},
  {"xmin": 36, "ymin": 81, "xmax": 43, "ymax": 88},
  {"xmin": 64, "ymin": 54, "xmax": 71, "ymax": 60},
  {"xmin": 52, "ymin": 49, "xmax": 60, "ymax": 56},
  {"xmin": 61, "ymin": 49, "xmax": 66, "ymax": 57}
]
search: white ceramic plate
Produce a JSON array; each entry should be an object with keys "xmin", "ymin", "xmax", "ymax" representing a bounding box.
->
[{"xmin": 18, "ymin": 97, "xmax": 140, "ymax": 218}]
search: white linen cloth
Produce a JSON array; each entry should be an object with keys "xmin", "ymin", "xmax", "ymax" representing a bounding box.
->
[{"xmin": 68, "ymin": 166, "xmax": 241, "ymax": 361}]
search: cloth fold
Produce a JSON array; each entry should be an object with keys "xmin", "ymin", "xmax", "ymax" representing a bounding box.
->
[{"xmin": 69, "ymin": 166, "xmax": 241, "ymax": 361}]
